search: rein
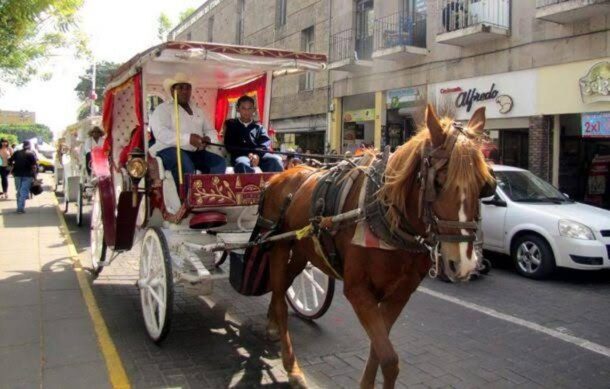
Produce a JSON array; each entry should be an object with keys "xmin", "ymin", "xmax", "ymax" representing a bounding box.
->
[{"xmin": 204, "ymin": 141, "xmax": 349, "ymax": 162}]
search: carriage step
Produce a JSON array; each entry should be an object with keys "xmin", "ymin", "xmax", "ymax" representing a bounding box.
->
[{"xmin": 189, "ymin": 211, "xmax": 227, "ymax": 229}]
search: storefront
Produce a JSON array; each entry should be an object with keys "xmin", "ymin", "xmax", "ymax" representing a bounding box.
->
[
  {"xmin": 271, "ymin": 114, "xmax": 326, "ymax": 154},
  {"xmin": 341, "ymin": 93, "xmax": 376, "ymax": 153},
  {"xmin": 430, "ymin": 69, "xmax": 538, "ymax": 169},
  {"xmin": 538, "ymin": 59, "xmax": 610, "ymax": 209},
  {"xmin": 383, "ymin": 86, "xmax": 426, "ymax": 151}
]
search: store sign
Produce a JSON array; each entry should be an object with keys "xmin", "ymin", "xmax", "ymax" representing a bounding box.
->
[
  {"xmin": 431, "ymin": 70, "xmax": 536, "ymax": 120},
  {"xmin": 344, "ymin": 109, "xmax": 375, "ymax": 122},
  {"xmin": 386, "ymin": 87, "xmax": 425, "ymax": 109},
  {"xmin": 581, "ymin": 112, "xmax": 610, "ymax": 138},
  {"xmin": 579, "ymin": 61, "xmax": 610, "ymax": 104}
]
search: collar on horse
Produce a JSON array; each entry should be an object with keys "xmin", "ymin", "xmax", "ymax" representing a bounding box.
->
[{"xmin": 365, "ymin": 123, "xmax": 478, "ymax": 252}]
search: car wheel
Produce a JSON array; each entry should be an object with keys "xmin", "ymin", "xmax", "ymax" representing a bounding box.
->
[{"xmin": 512, "ymin": 234, "xmax": 555, "ymax": 279}]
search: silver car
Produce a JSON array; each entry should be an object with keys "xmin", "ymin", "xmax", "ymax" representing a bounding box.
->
[{"xmin": 481, "ymin": 165, "xmax": 610, "ymax": 279}]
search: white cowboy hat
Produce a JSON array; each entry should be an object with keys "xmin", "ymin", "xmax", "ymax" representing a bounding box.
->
[{"xmin": 163, "ymin": 72, "xmax": 192, "ymax": 97}]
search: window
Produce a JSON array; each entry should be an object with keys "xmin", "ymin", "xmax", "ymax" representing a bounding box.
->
[
  {"xmin": 300, "ymin": 27, "xmax": 315, "ymax": 91},
  {"xmin": 276, "ymin": 0, "xmax": 287, "ymax": 28},
  {"xmin": 236, "ymin": 0, "xmax": 245, "ymax": 44},
  {"xmin": 208, "ymin": 16, "xmax": 214, "ymax": 42}
]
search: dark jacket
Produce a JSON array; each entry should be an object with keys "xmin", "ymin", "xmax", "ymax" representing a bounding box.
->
[
  {"xmin": 223, "ymin": 118, "xmax": 272, "ymax": 162},
  {"xmin": 9, "ymin": 149, "xmax": 37, "ymax": 177}
]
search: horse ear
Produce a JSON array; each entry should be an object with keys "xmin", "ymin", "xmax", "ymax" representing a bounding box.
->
[
  {"xmin": 425, "ymin": 104, "xmax": 444, "ymax": 147},
  {"xmin": 467, "ymin": 106, "xmax": 486, "ymax": 136}
]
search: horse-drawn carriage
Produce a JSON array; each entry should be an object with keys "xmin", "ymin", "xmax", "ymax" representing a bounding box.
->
[
  {"xmin": 90, "ymin": 41, "xmax": 334, "ymax": 343},
  {"xmin": 57, "ymin": 116, "xmax": 102, "ymax": 226}
]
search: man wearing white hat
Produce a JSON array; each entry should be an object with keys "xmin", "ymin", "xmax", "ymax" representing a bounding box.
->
[{"xmin": 150, "ymin": 72, "xmax": 226, "ymax": 189}]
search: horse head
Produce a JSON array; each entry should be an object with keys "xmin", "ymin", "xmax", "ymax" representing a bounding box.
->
[{"xmin": 381, "ymin": 104, "xmax": 496, "ymax": 282}]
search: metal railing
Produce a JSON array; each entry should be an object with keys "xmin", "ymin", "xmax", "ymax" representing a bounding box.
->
[
  {"xmin": 330, "ymin": 29, "xmax": 374, "ymax": 62},
  {"xmin": 536, "ymin": 0, "xmax": 608, "ymax": 6},
  {"xmin": 374, "ymin": 12, "xmax": 427, "ymax": 51},
  {"xmin": 437, "ymin": 0, "xmax": 510, "ymax": 34}
]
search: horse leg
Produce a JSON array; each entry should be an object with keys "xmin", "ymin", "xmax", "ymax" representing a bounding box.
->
[
  {"xmin": 267, "ymin": 241, "xmax": 307, "ymax": 388},
  {"xmin": 345, "ymin": 286, "xmax": 400, "ymax": 389},
  {"xmin": 267, "ymin": 246, "xmax": 307, "ymax": 341},
  {"xmin": 360, "ymin": 294, "xmax": 412, "ymax": 388}
]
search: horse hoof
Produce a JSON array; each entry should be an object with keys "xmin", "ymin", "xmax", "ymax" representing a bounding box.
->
[
  {"xmin": 266, "ymin": 325, "xmax": 280, "ymax": 342},
  {"xmin": 289, "ymin": 374, "xmax": 308, "ymax": 389}
]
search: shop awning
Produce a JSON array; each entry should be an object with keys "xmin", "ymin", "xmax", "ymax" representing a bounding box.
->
[{"xmin": 271, "ymin": 115, "xmax": 327, "ymax": 133}]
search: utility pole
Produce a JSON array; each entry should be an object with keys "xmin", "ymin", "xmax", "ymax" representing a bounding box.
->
[{"xmin": 90, "ymin": 60, "xmax": 97, "ymax": 117}]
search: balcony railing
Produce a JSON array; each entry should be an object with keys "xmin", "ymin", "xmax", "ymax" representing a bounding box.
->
[
  {"xmin": 374, "ymin": 12, "xmax": 427, "ymax": 51},
  {"xmin": 330, "ymin": 29, "xmax": 373, "ymax": 63},
  {"xmin": 437, "ymin": 0, "xmax": 510, "ymax": 34}
]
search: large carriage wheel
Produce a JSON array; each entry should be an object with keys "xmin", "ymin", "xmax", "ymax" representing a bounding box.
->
[
  {"xmin": 286, "ymin": 262, "xmax": 335, "ymax": 320},
  {"xmin": 90, "ymin": 188, "xmax": 106, "ymax": 278},
  {"xmin": 76, "ymin": 183, "xmax": 84, "ymax": 227},
  {"xmin": 138, "ymin": 227, "xmax": 174, "ymax": 343}
]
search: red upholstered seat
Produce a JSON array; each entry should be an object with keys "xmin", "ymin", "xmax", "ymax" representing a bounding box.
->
[{"xmin": 189, "ymin": 211, "xmax": 227, "ymax": 229}]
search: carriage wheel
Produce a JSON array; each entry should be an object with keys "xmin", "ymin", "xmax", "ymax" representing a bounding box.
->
[
  {"xmin": 76, "ymin": 183, "xmax": 84, "ymax": 227},
  {"xmin": 90, "ymin": 188, "xmax": 106, "ymax": 278},
  {"xmin": 138, "ymin": 227, "xmax": 174, "ymax": 343},
  {"xmin": 286, "ymin": 262, "xmax": 335, "ymax": 320}
]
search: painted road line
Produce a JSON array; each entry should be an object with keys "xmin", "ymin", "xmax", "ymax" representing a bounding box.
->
[
  {"xmin": 418, "ymin": 286, "xmax": 610, "ymax": 359},
  {"xmin": 53, "ymin": 194, "xmax": 131, "ymax": 389}
]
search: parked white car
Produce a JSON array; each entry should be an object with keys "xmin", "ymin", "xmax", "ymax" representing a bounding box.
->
[{"xmin": 481, "ymin": 165, "xmax": 610, "ymax": 279}]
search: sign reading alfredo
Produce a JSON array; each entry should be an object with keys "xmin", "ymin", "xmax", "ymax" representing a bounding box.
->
[{"xmin": 580, "ymin": 61, "xmax": 610, "ymax": 104}]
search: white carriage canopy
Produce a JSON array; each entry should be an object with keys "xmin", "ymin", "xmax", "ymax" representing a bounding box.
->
[{"xmin": 100, "ymin": 41, "xmax": 327, "ymax": 165}]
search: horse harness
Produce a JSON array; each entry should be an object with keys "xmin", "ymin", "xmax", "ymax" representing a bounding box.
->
[{"xmin": 255, "ymin": 123, "xmax": 487, "ymax": 278}]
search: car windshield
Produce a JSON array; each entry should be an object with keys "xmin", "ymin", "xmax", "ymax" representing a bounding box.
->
[{"xmin": 495, "ymin": 170, "xmax": 571, "ymax": 203}]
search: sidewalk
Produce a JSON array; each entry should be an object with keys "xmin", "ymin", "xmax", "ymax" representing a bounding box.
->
[{"xmin": 0, "ymin": 175, "xmax": 112, "ymax": 389}]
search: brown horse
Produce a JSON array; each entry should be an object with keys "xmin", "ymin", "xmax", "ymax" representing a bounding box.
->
[{"xmin": 260, "ymin": 105, "xmax": 495, "ymax": 388}]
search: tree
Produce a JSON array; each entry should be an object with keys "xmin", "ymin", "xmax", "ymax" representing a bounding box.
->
[
  {"xmin": 0, "ymin": 133, "xmax": 19, "ymax": 146},
  {"xmin": 179, "ymin": 7, "xmax": 196, "ymax": 23},
  {"xmin": 0, "ymin": 0, "xmax": 88, "ymax": 87},
  {"xmin": 0, "ymin": 124, "xmax": 53, "ymax": 143},
  {"xmin": 157, "ymin": 12, "xmax": 172, "ymax": 42},
  {"xmin": 74, "ymin": 61, "xmax": 119, "ymax": 120}
]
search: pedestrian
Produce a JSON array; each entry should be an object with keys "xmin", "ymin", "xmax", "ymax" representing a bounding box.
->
[
  {"xmin": 0, "ymin": 138, "xmax": 13, "ymax": 199},
  {"xmin": 8, "ymin": 140, "xmax": 37, "ymax": 213}
]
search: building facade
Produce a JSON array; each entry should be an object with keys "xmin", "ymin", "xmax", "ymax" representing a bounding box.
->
[
  {"xmin": 169, "ymin": 0, "xmax": 331, "ymax": 153},
  {"xmin": 169, "ymin": 0, "xmax": 610, "ymax": 208},
  {"xmin": 0, "ymin": 109, "xmax": 36, "ymax": 125},
  {"xmin": 327, "ymin": 0, "xmax": 610, "ymax": 208}
]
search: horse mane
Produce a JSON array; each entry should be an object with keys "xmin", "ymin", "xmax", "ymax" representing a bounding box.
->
[{"xmin": 379, "ymin": 117, "xmax": 495, "ymax": 229}]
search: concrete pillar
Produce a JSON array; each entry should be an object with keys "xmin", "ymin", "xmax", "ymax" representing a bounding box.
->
[
  {"xmin": 528, "ymin": 115, "xmax": 551, "ymax": 181},
  {"xmin": 552, "ymin": 114, "xmax": 560, "ymax": 187},
  {"xmin": 330, "ymin": 97, "xmax": 342, "ymax": 152},
  {"xmin": 374, "ymin": 91, "xmax": 385, "ymax": 150}
]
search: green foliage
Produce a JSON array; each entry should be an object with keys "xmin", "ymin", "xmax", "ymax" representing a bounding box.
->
[
  {"xmin": 179, "ymin": 7, "xmax": 196, "ymax": 23},
  {"xmin": 0, "ymin": 0, "xmax": 87, "ymax": 86},
  {"xmin": 0, "ymin": 124, "xmax": 53, "ymax": 143},
  {"xmin": 157, "ymin": 12, "xmax": 172, "ymax": 42},
  {"xmin": 74, "ymin": 60, "xmax": 119, "ymax": 120},
  {"xmin": 0, "ymin": 133, "xmax": 19, "ymax": 146}
]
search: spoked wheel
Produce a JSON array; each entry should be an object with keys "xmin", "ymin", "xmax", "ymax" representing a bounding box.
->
[
  {"xmin": 286, "ymin": 262, "xmax": 335, "ymax": 320},
  {"xmin": 76, "ymin": 183, "xmax": 84, "ymax": 227},
  {"xmin": 138, "ymin": 227, "xmax": 174, "ymax": 343},
  {"xmin": 90, "ymin": 188, "xmax": 106, "ymax": 278}
]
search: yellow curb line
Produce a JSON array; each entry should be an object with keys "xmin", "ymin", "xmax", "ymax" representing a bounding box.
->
[{"xmin": 52, "ymin": 194, "xmax": 131, "ymax": 389}]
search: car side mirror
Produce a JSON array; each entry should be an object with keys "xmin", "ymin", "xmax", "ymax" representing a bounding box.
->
[{"xmin": 481, "ymin": 195, "xmax": 507, "ymax": 207}]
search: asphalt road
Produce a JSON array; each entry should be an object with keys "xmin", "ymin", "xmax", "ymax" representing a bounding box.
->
[{"xmin": 63, "ymin": 198, "xmax": 610, "ymax": 389}]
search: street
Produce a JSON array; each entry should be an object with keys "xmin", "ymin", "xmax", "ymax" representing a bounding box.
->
[{"xmin": 59, "ymin": 190, "xmax": 610, "ymax": 388}]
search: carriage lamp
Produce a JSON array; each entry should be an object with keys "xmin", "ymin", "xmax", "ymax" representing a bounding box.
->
[
  {"xmin": 126, "ymin": 148, "xmax": 148, "ymax": 179},
  {"xmin": 126, "ymin": 148, "xmax": 147, "ymax": 207}
]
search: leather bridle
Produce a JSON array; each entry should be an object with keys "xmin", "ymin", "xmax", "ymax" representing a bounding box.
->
[{"xmin": 417, "ymin": 124, "xmax": 479, "ymax": 246}]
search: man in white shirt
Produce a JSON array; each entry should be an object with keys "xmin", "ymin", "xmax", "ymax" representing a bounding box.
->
[
  {"xmin": 149, "ymin": 73, "xmax": 226, "ymax": 190},
  {"xmin": 84, "ymin": 126, "xmax": 105, "ymax": 176}
]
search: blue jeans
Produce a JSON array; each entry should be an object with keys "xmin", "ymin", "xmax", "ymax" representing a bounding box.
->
[
  {"xmin": 14, "ymin": 176, "xmax": 33, "ymax": 212},
  {"xmin": 157, "ymin": 148, "xmax": 227, "ymax": 191},
  {"xmin": 234, "ymin": 153, "xmax": 284, "ymax": 173}
]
